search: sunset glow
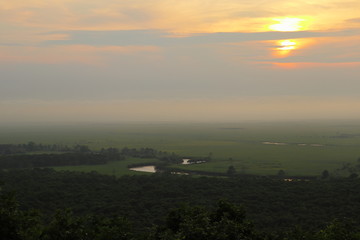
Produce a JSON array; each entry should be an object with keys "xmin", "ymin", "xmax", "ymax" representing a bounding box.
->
[
  {"xmin": 269, "ymin": 18, "xmax": 306, "ymax": 32},
  {"xmin": 0, "ymin": 0, "xmax": 360, "ymax": 122},
  {"xmin": 278, "ymin": 40, "xmax": 297, "ymax": 51},
  {"xmin": 272, "ymin": 39, "xmax": 299, "ymax": 57}
]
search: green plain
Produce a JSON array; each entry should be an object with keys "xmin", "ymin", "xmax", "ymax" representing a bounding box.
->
[
  {"xmin": 1, "ymin": 121, "xmax": 360, "ymax": 176},
  {"xmin": 53, "ymin": 157, "xmax": 160, "ymax": 177}
]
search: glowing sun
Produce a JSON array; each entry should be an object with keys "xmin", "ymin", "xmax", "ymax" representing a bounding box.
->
[
  {"xmin": 269, "ymin": 18, "xmax": 305, "ymax": 32},
  {"xmin": 278, "ymin": 40, "xmax": 297, "ymax": 51}
]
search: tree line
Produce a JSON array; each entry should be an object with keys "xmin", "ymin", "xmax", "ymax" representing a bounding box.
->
[{"xmin": 0, "ymin": 142, "xmax": 184, "ymax": 169}]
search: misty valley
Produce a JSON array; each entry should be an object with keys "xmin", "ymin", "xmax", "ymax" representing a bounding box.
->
[{"xmin": 3, "ymin": 0, "xmax": 360, "ymax": 238}]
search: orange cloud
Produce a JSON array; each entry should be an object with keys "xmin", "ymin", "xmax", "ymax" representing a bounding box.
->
[
  {"xmin": 3, "ymin": 0, "xmax": 359, "ymax": 34},
  {"xmin": 249, "ymin": 35, "xmax": 360, "ymax": 67},
  {"xmin": 271, "ymin": 62, "xmax": 360, "ymax": 69}
]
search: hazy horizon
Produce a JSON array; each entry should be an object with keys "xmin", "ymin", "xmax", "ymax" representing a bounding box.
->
[{"xmin": 1, "ymin": 0, "xmax": 359, "ymax": 123}]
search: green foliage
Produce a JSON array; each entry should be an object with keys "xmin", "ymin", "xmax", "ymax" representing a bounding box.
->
[
  {"xmin": 0, "ymin": 191, "xmax": 134, "ymax": 240},
  {"xmin": 19, "ymin": 210, "xmax": 43, "ymax": 240},
  {"xmin": 321, "ymin": 170, "xmax": 330, "ymax": 179},
  {"xmin": 315, "ymin": 219, "xmax": 360, "ymax": 240},
  {"xmin": 0, "ymin": 189, "xmax": 43, "ymax": 240},
  {"xmin": 153, "ymin": 200, "xmax": 259, "ymax": 240},
  {"xmin": 0, "ymin": 153, "xmax": 111, "ymax": 169},
  {"xmin": 227, "ymin": 165, "xmax": 237, "ymax": 176},
  {"xmin": 89, "ymin": 216, "xmax": 133, "ymax": 240},
  {"xmin": 3, "ymin": 168, "xmax": 360, "ymax": 234},
  {"xmin": 42, "ymin": 209, "xmax": 88, "ymax": 240},
  {"xmin": 277, "ymin": 169, "xmax": 286, "ymax": 177},
  {"xmin": 0, "ymin": 191, "xmax": 22, "ymax": 240},
  {"xmin": 0, "ymin": 142, "xmax": 183, "ymax": 177},
  {"xmin": 42, "ymin": 209, "xmax": 134, "ymax": 240},
  {"xmin": 2, "ymin": 176, "xmax": 360, "ymax": 239}
]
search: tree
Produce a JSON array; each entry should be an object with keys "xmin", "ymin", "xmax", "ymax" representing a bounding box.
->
[
  {"xmin": 321, "ymin": 170, "xmax": 330, "ymax": 179},
  {"xmin": 349, "ymin": 173, "xmax": 358, "ymax": 179},
  {"xmin": 42, "ymin": 210, "xmax": 133, "ymax": 240},
  {"xmin": 277, "ymin": 169, "xmax": 286, "ymax": 177},
  {"xmin": 315, "ymin": 219, "xmax": 360, "ymax": 240},
  {"xmin": 0, "ymin": 191, "xmax": 22, "ymax": 240},
  {"xmin": 227, "ymin": 166, "xmax": 237, "ymax": 176},
  {"xmin": 0, "ymin": 188, "xmax": 42, "ymax": 240},
  {"xmin": 151, "ymin": 200, "xmax": 260, "ymax": 240}
]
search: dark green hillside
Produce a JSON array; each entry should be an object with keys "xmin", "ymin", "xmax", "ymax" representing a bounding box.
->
[{"xmin": 1, "ymin": 169, "xmax": 360, "ymax": 234}]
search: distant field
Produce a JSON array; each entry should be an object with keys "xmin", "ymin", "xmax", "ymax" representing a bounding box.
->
[
  {"xmin": 1, "ymin": 121, "xmax": 360, "ymax": 176},
  {"xmin": 53, "ymin": 157, "xmax": 160, "ymax": 177}
]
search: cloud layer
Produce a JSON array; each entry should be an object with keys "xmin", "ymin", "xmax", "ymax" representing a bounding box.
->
[{"xmin": 1, "ymin": 0, "xmax": 360, "ymax": 122}]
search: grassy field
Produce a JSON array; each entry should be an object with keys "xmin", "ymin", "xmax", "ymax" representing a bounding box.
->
[
  {"xmin": 1, "ymin": 121, "xmax": 360, "ymax": 176},
  {"xmin": 53, "ymin": 157, "xmax": 160, "ymax": 177}
]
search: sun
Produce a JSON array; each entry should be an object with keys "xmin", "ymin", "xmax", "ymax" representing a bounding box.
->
[
  {"xmin": 272, "ymin": 39, "xmax": 298, "ymax": 57},
  {"xmin": 278, "ymin": 40, "xmax": 297, "ymax": 51},
  {"xmin": 269, "ymin": 18, "xmax": 305, "ymax": 32}
]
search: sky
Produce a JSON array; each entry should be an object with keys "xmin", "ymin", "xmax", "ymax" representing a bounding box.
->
[{"xmin": 1, "ymin": 0, "xmax": 360, "ymax": 122}]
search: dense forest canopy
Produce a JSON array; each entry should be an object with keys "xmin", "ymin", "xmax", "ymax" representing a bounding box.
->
[
  {"xmin": 2, "ymin": 168, "xmax": 360, "ymax": 239},
  {"xmin": 1, "ymin": 142, "xmax": 360, "ymax": 239}
]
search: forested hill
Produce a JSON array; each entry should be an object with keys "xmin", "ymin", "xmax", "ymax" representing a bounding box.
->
[{"xmin": 1, "ymin": 168, "xmax": 360, "ymax": 238}]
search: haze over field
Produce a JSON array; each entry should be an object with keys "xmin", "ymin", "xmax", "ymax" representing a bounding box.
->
[{"xmin": 1, "ymin": 0, "xmax": 360, "ymax": 122}]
